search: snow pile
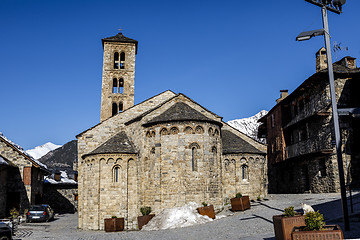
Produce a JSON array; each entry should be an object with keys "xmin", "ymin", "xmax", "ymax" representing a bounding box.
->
[
  {"xmin": 26, "ymin": 142, "xmax": 62, "ymax": 159},
  {"xmin": 0, "ymin": 132, "xmax": 48, "ymax": 169},
  {"xmin": 142, "ymin": 202, "xmax": 213, "ymax": 231},
  {"xmin": 44, "ymin": 170, "xmax": 77, "ymax": 184},
  {"xmin": 227, "ymin": 110, "xmax": 268, "ymax": 143}
]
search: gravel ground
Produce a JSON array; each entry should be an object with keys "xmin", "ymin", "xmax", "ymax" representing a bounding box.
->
[{"xmin": 15, "ymin": 192, "xmax": 360, "ymax": 240}]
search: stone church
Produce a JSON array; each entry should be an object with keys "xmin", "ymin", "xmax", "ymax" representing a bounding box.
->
[{"xmin": 77, "ymin": 32, "xmax": 267, "ymax": 230}]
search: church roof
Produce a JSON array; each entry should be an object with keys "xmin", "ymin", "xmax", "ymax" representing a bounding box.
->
[
  {"xmin": 221, "ymin": 130, "xmax": 264, "ymax": 154},
  {"xmin": 102, "ymin": 32, "xmax": 138, "ymax": 54},
  {"xmin": 84, "ymin": 131, "xmax": 137, "ymax": 157},
  {"xmin": 143, "ymin": 102, "xmax": 222, "ymax": 127}
]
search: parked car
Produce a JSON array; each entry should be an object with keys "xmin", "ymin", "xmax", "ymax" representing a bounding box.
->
[
  {"xmin": 26, "ymin": 205, "xmax": 54, "ymax": 222},
  {"xmin": 0, "ymin": 222, "xmax": 12, "ymax": 240}
]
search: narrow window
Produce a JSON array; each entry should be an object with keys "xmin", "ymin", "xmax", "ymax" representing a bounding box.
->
[
  {"xmin": 112, "ymin": 103, "xmax": 118, "ymax": 116},
  {"xmin": 112, "ymin": 78, "xmax": 118, "ymax": 93},
  {"xmin": 192, "ymin": 147, "xmax": 196, "ymax": 171},
  {"xmin": 319, "ymin": 158, "xmax": 327, "ymax": 177},
  {"xmin": 119, "ymin": 78, "xmax": 124, "ymax": 94},
  {"xmin": 119, "ymin": 102, "xmax": 123, "ymax": 113},
  {"xmin": 120, "ymin": 52, "xmax": 125, "ymax": 69},
  {"xmin": 113, "ymin": 166, "xmax": 120, "ymax": 182},
  {"xmin": 242, "ymin": 165, "xmax": 248, "ymax": 180},
  {"xmin": 114, "ymin": 52, "xmax": 119, "ymax": 69}
]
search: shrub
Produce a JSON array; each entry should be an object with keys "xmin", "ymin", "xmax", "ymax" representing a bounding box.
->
[
  {"xmin": 235, "ymin": 193, "xmax": 243, "ymax": 199},
  {"xmin": 10, "ymin": 208, "xmax": 19, "ymax": 219},
  {"xmin": 284, "ymin": 206, "xmax": 296, "ymax": 217},
  {"xmin": 304, "ymin": 211, "xmax": 325, "ymax": 231},
  {"xmin": 111, "ymin": 216, "xmax": 117, "ymax": 218},
  {"xmin": 140, "ymin": 206, "xmax": 152, "ymax": 216},
  {"xmin": 202, "ymin": 202, "xmax": 208, "ymax": 207}
]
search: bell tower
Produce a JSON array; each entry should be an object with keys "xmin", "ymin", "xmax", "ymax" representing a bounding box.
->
[{"xmin": 100, "ymin": 31, "xmax": 138, "ymax": 122}]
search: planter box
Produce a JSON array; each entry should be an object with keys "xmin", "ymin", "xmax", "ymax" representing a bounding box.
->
[
  {"xmin": 230, "ymin": 196, "xmax": 250, "ymax": 211},
  {"xmin": 197, "ymin": 205, "xmax": 215, "ymax": 219},
  {"xmin": 137, "ymin": 214, "xmax": 155, "ymax": 230},
  {"xmin": 104, "ymin": 218, "xmax": 124, "ymax": 232},
  {"xmin": 273, "ymin": 214, "xmax": 305, "ymax": 240},
  {"xmin": 291, "ymin": 225, "xmax": 343, "ymax": 240}
]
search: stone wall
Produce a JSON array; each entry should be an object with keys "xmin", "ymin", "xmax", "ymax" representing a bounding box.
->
[{"xmin": 43, "ymin": 184, "xmax": 78, "ymax": 214}]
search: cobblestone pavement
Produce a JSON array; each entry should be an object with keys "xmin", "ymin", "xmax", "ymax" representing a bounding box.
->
[{"xmin": 14, "ymin": 192, "xmax": 360, "ymax": 240}]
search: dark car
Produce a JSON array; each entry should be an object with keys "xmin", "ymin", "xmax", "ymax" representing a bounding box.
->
[
  {"xmin": 26, "ymin": 205, "xmax": 54, "ymax": 222},
  {"xmin": 0, "ymin": 222, "xmax": 12, "ymax": 240}
]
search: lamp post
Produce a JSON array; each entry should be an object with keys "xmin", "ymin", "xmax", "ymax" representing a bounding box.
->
[{"xmin": 296, "ymin": 0, "xmax": 350, "ymax": 231}]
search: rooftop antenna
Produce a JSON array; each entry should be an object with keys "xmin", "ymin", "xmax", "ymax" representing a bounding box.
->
[
  {"xmin": 333, "ymin": 41, "xmax": 348, "ymax": 61},
  {"xmin": 118, "ymin": 27, "xmax": 123, "ymax": 33}
]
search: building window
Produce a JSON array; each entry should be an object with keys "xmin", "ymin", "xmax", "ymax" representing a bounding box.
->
[
  {"xmin": 242, "ymin": 165, "xmax": 248, "ymax": 180},
  {"xmin": 112, "ymin": 78, "xmax": 118, "ymax": 93},
  {"xmin": 120, "ymin": 52, "xmax": 125, "ymax": 69},
  {"xmin": 113, "ymin": 165, "xmax": 120, "ymax": 182},
  {"xmin": 211, "ymin": 147, "xmax": 217, "ymax": 165},
  {"xmin": 112, "ymin": 103, "xmax": 118, "ymax": 116},
  {"xmin": 114, "ymin": 52, "xmax": 120, "ymax": 69},
  {"xmin": 319, "ymin": 158, "xmax": 327, "ymax": 177},
  {"xmin": 189, "ymin": 143, "xmax": 200, "ymax": 171},
  {"xmin": 118, "ymin": 102, "xmax": 123, "ymax": 113},
  {"xmin": 271, "ymin": 114, "xmax": 275, "ymax": 128},
  {"xmin": 119, "ymin": 78, "xmax": 124, "ymax": 93},
  {"xmin": 192, "ymin": 147, "xmax": 196, "ymax": 171}
]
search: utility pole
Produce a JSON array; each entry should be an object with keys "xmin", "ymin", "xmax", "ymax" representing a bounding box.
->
[{"xmin": 298, "ymin": 0, "xmax": 350, "ymax": 231}]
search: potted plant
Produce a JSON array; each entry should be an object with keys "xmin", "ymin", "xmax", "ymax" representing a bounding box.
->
[
  {"xmin": 291, "ymin": 211, "xmax": 343, "ymax": 240},
  {"xmin": 197, "ymin": 202, "xmax": 215, "ymax": 219},
  {"xmin": 104, "ymin": 215, "xmax": 124, "ymax": 232},
  {"xmin": 273, "ymin": 206, "xmax": 305, "ymax": 240},
  {"xmin": 137, "ymin": 206, "xmax": 155, "ymax": 230},
  {"xmin": 230, "ymin": 193, "xmax": 250, "ymax": 211}
]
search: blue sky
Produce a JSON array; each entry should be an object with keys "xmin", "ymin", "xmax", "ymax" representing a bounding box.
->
[{"xmin": 1, "ymin": 0, "xmax": 359, "ymax": 150}]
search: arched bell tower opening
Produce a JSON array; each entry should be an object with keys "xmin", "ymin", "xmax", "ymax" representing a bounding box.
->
[{"xmin": 100, "ymin": 31, "xmax": 138, "ymax": 122}]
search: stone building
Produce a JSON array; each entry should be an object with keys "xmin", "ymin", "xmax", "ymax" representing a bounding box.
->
[
  {"xmin": 258, "ymin": 48, "xmax": 360, "ymax": 194},
  {"xmin": 0, "ymin": 133, "xmax": 49, "ymax": 218},
  {"xmin": 77, "ymin": 32, "xmax": 267, "ymax": 231}
]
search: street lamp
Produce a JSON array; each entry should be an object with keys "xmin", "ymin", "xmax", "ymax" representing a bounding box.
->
[
  {"xmin": 297, "ymin": 0, "xmax": 350, "ymax": 231},
  {"xmin": 296, "ymin": 29, "xmax": 325, "ymax": 41}
]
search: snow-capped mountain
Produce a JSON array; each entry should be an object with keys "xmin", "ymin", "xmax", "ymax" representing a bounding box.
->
[
  {"xmin": 227, "ymin": 110, "xmax": 268, "ymax": 143},
  {"xmin": 26, "ymin": 142, "xmax": 62, "ymax": 159}
]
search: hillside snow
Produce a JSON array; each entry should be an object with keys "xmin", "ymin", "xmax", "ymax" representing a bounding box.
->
[
  {"xmin": 227, "ymin": 110, "xmax": 268, "ymax": 143},
  {"xmin": 26, "ymin": 142, "xmax": 62, "ymax": 159}
]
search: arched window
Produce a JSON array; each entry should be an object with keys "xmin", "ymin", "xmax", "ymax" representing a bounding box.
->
[
  {"xmin": 112, "ymin": 103, "xmax": 118, "ymax": 116},
  {"xmin": 120, "ymin": 52, "xmax": 125, "ymax": 69},
  {"xmin": 211, "ymin": 147, "xmax": 217, "ymax": 165},
  {"xmin": 119, "ymin": 102, "xmax": 123, "ymax": 113},
  {"xmin": 113, "ymin": 165, "xmax": 120, "ymax": 182},
  {"xmin": 119, "ymin": 78, "xmax": 124, "ymax": 93},
  {"xmin": 189, "ymin": 143, "xmax": 200, "ymax": 171},
  {"xmin": 112, "ymin": 78, "xmax": 118, "ymax": 93},
  {"xmin": 192, "ymin": 147, "xmax": 196, "ymax": 171},
  {"xmin": 160, "ymin": 128, "xmax": 168, "ymax": 135},
  {"xmin": 114, "ymin": 52, "xmax": 119, "ymax": 69},
  {"xmin": 242, "ymin": 165, "xmax": 248, "ymax": 180}
]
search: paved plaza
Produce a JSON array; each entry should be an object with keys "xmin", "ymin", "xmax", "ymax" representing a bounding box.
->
[{"xmin": 14, "ymin": 192, "xmax": 360, "ymax": 240}]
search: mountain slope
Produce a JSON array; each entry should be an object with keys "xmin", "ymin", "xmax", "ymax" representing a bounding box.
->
[
  {"xmin": 26, "ymin": 142, "xmax": 62, "ymax": 159},
  {"xmin": 227, "ymin": 110, "xmax": 268, "ymax": 143},
  {"xmin": 38, "ymin": 140, "xmax": 77, "ymax": 172}
]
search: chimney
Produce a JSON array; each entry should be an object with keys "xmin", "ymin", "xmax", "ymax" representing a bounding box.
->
[
  {"xmin": 54, "ymin": 171, "xmax": 61, "ymax": 181},
  {"xmin": 276, "ymin": 90, "xmax": 288, "ymax": 104},
  {"xmin": 316, "ymin": 47, "xmax": 328, "ymax": 72},
  {"xmin": 337, "ymin": 56, "xmax": 357, "ymax": 69}
]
